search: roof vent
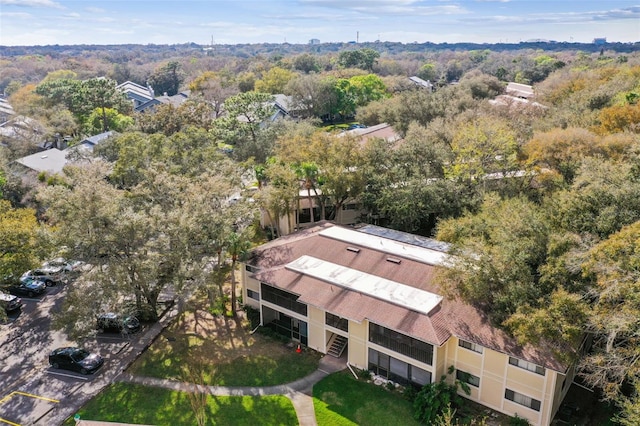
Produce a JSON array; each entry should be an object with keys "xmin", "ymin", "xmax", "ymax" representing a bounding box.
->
[
  {"xmin": 386, "ymin": 257, "xmax": 401, "ymax": 264},
  {"xmin": 346, "ymin": 246, "xmax": 360, "ymax": 253},
  {"xmin": 41, "ymin": 155, "xmax": 48, "ymax": 159}
]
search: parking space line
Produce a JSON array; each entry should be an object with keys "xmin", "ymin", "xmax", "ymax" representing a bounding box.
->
[
  {"xmin": 0, "ymin": 416, "xmax": 21, "ymax": 426},
  {"xmin": 46, "ymin": 370, "xmax": 91, "ymax": 381},
  {"xmin": 11, "ymin": 391, "xmax": 59, "ymax": 403}
]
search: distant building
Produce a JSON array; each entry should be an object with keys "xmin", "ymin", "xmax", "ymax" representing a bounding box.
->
[
  {"xmin": 593, "ymin": 38, "xmax": 607, "ymax": 45},
  {"xmin": 309, "ymin": 38, "xmax": 320, "ymax": 45},
  {"xmin": 116, "ymin": 81, "xmax": 154, "ymax": 109},
  {"xmin": 0, "ymin": 98, "xmax": 15, "ymax": 125},
  {"xmin": 15, "ymin": 131, "xmax": 115, "ymax": 174},
  {"xmin": 506, "ymin": 82, "xmax": 535, "ymax": 100},
  {"xmin": 408, "ymin": 76, "xmax": 434, "ymax": 91},
  {"xmin": 134, "ymin": 90, "xmax": 190, "ymax": 113}
]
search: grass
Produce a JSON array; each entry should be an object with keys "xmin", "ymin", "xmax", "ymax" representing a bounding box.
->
[
  {"xmin": 313, "ymin": 371, "xmax": 421, "ymax": 426},
  {"xmin": 321, "ymin": 122, "xmax": 362, "ymax": 132},
  {"xmin": 128, "ymin": 310, "xmax": 322, "ymax": 386},
  {"xmin": 64, "ymin": 382, "xmax": 298, "ymax": 426}
]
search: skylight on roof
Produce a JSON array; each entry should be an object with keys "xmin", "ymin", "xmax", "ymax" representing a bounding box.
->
[
  {"xmin": 286, "ymin": 255, "xmax": 442, "ymax": 316},
  {"xmin": 319, "ymin": 226, "xmax": 448, "ymax": 266}
]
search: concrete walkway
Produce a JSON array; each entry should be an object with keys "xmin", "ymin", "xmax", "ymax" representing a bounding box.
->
[{"xmin": 116, "ymin": 354, "xmax": 347, "ymax": 426}]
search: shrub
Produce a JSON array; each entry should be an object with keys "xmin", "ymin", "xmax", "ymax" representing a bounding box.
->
[
  {"xmin": 510, "ymin": 414, "xmax": 531, "ymax": 426},
  {"xmin": 402, "ymin": 384, "xmax": 418, "ymax": 402},
  {"xmin": 413, "ymin": 366, "xmax": 470, "ymax": 425},
  {"xmin": 357, "ymin": 368, "xmax": 372, "ymax": 380}
]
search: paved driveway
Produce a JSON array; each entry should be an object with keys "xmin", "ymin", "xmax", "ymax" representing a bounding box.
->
[{"xmin": 0, "ymin": 281, "xmax": 174, "ymax": 426}]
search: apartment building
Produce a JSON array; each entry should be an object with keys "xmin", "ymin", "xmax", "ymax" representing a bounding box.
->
[{"xmin": 241, "ymin": 222, "xmax": 574, "ymax": 425}]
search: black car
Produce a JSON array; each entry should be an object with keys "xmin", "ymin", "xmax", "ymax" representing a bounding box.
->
[
  {"xmin": 49, "ymin": 347, "xmax": 104, "ymax": 374},
  {"xmin": 7, "ymin": 278, "xmax": 47, "ymax": 298},
  {"xmin": 0, "ymin": 291, "xmax": 22, "ymax": 312},
  {"xmin": 96, "ymin": 313, "xmax": 141, "ymax": 334}
]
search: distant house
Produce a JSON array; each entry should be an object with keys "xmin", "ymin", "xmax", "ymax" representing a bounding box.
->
[
  {"xmin": 506, "ymin": 82, "xmax": 534, "ymax": 100},
  {"xmin": 116, "ymin": 81, "xmax": 154, "ymax": 109},
  {"xmin": 242, "ymin": 222, "xmax": 578, "ymax": 426},
  {"xmin": 0, "ymin": 115, "xmax": 46, "ymax": 147},
  {"xmin": 491, "ymin": 83, "xmax": 544, "ymax": 110},
  {"xmin": 340, "ymin": 123, "xmax": 402, "ymax": 146},
  {"xmin": 78, "ymin": 131, "xmax": 115, "ymax": 152},
  {"xmin": 309, "ymin": 39, "xmax": 320, "ymax": 45},
  {"xmin": 271, "ymin": 94, "xmax": 292, "ymax": 121},
  {"xmin": 15, "ymin": 148, "xmax": 69, "ymax": 174},
  {"xmin": 408, "ymin": 76, "xmax": 434, "ymax": 91},
  {"xmin": 0, "ymin": 98, "xmax": 15, "ymax": 125},
  {"xmin": 134, "ymin": 90, "xmax": 191, "ymax": 113},
  {"xmin": 593, "ymin": 38, "xmax": 607, "ymax": 45},
  {"xmin": 14, "ymin": 131, "xmax": 115, "ymax": 174}
]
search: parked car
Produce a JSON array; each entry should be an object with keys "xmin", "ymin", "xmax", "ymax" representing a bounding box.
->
[
  {"xmin": 96, "ymin": 313, "xmax": 141, "ymax": 334},
  {"xmin": 42, "ymin": 257, "xmax": 85, "ymax": 273},
  {"xmin": 0, "ymin": 291, "xmax": 22, "ymax": 312},
  {"xmin": 48, "ymin": 347, "xmax": 104, "ymax": 374},
  {"xmin": 7, "ymin": 278, "xmax": 46, "ymax": 298},
  {"xmin": 21, "ymin": 266, "xmax": 64, "ymax": 286}
]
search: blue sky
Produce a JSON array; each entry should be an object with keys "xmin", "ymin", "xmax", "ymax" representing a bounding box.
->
[{"xmin": 0, "ymin": 0, "xmax": 638, "ymax": 46}]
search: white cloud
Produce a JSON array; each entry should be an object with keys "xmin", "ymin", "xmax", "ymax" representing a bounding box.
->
[
  {"xmin": 0, "ymin": 11, "xmax": 31, "ymax": 18},
  {"xmin": 0, "ymin": 0, "xmax": 62, "ymax": 8}
]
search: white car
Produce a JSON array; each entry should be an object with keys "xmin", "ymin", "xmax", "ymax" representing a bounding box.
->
[
  {"xmin": 0, "ymin": 291, "xmax": 23, "ymax": 312},
  {"xmin": 43, "ymin": 257, "xmax": 84, "ymax": 273}
]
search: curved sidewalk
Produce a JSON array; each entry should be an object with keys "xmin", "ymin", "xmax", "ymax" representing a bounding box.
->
[{"xmin": 116, "ymin": 355, "xmax": 347, "ymax": 426}]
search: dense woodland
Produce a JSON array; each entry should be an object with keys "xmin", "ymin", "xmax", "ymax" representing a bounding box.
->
[{"xmin": 1, "ymin": 42, "xmax": 640, "ymax": 423}]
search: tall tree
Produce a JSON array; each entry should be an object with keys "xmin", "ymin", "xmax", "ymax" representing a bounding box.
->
[
  {"xmin": 337, "ymin": 48, "xmax": 380, "ymax": 71},
  {"xmin": 77, "ymin": 77, "xmax": 131, "ymax": 132},
  {"xmin": 38, "ymin": 156, "xmax": 253, "ymax": 337},
  {"xmin": 189, "ymin": 71, "xmax": 238, "ymax": 118},
  {"xmin": 254, "ymin": 66, "xmax": 296, "ymax": 94},
  {"xmin": 214, "ymin": 91, "xmax": 276, "ymax": 162},
  {"xmin": 286, "ymin": 74, "xmax": 336, "ymax": 119},
  {"xmin": 0, "ymin": 200, "xmax": 49, "ymax": 286},
  {"xmin": 579, "ymin": 221, "xmax": 640, "ymax": 423},
  {"xmin": 148, "ymin": 61, "xmax": 185, "ymax": 96},
  {"xmin": 227, "ymin": 231, "xmax": 252, "ymax": 316},
  {"xmin": 436, "ymin": 194, "xmax": 551, "ymax": 325}
]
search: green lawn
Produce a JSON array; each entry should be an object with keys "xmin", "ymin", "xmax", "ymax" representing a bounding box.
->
[
  {"xmin": 313, "ymin": 371, "xmax": 421, "ymax": 426},
  {"xmin": 64, "ymin": 382, "xmax": 298, "ymax": 426},
  {"xmin": 131, "ymin": 343, "xmax": 321, "ymax": 387}
]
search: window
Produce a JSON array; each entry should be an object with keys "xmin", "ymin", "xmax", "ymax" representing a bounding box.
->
[
  {"xmin": 458, "ymin": 339, "xmax": 483, "ymax": 354},
  {"xmin": 368, "ymin": 348, "xmax": 432, "ymax": 386},
  {"xmin": 247, "ymin": 289, "xmax": 260, "ymax": 301},
  {"xmin": 509, "ymin": 357, "xmax": 545, "ymax": 375},
  {"xmin": 342, "ymin": 203, "xmax": 358, "ymax": 210},
  {"xmin": 456, "ymin": 369, "xmax": 480, "ymax": 387},
  {"xmin": 326, "ymin": 312, "xmax": 348, "ymax": 332},
  {"xmin": 298, "ymin": 207, "xmax": 320, "ymax": 224},
  {"xmin": 505, "ymin": 389, "xmax": 541, "ymax": 412},
  {"xmin": 260, "ymin": 283, "xmax": 307, "ymax": 316},
  {"xmin": 245, "ymin": 264, "xmax": 260, "ymax": 273},
  {"xmin": 369, "ymin": 322, "xmax": 433, "ymax": 365}
]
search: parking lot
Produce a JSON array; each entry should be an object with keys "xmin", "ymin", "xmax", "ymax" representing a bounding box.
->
[{"xmin": 0, "ymin": 276, "xmax": 173, "ymax": 426}]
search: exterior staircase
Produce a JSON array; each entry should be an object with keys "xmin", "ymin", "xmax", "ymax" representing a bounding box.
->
[{"xmin": 327, "ymin": 333, "xmax": 348, "ymax": 358}]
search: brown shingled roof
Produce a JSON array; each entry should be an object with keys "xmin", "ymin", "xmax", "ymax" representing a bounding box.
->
[{"xmin": 249, "ymin": 223, "xmax": 569, "ymax": 372}]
